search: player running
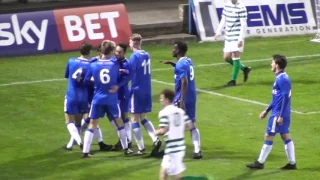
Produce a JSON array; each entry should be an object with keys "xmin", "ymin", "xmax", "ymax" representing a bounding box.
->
[
  {"xmin": 155, "ymin": 89, "xmax": 193, "ymax": 180},
  {"xmin": 159, "ymin": 41, "xmax": 202, "ymax": 159},
  {"xmin": 82, "ymin": 40, "xmax": 132, "ymax": 158},
  {"xmin": 246, "ymin": 55, "xmax": 296, "ymax": 170},
  {"xmin": 112, "ymin": 43, "xmax": 133, "ymax": 150},
  {"xmin": 64, "ymin": 42, "xmax": 93, "ymax": 150},
  {"xmin": 114, "ymin": 34, "xmax": 161, "ymax": 155},
  {"xmin": 214, "ymin": 0, "xmax": 251, "ymax": 87}
]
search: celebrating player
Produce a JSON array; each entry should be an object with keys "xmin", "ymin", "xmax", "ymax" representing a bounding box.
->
[
  {"xmin": 79, "ymin": 45, "xmax": 113, "ymax": 151},
  {"xmin": 82, "ymin": 40, "xmax": 131, "ymax": 158},
  {"xmin": 214, "ymin": 0, "xmax": 251, "ymax": 87},
  {"xmin": 64, "ymin": 42, "xmax": 93, "ymax": 150},
  {"xmin": 246, "ymin": 55, "xmax": 296, "ymax": 170},
  {"xmin": 160, "ymin": 41, "xmax": 202, "ymax": 159},
  {"xmin": 155, "ymin": 89, "xmax": 193, "ymax": 180},
  {"xmin": 113, "ymin": 43, "xmax": 133, "ymax": 150},
  {"xmin": 114, "ymin": 34, "xmax": 161, "ymax": 155}
]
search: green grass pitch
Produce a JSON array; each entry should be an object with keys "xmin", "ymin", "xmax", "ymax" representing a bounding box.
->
[{"xmin": 0, "ymin": 35, "xmax": 320, "ymax": 180}]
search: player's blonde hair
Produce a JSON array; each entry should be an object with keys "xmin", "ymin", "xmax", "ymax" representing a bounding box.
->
[
  {"xmin": 130, "ymin": 33, "xmax": 142, "ymax": 45},
  {"xmin": 101, "ymin": 40, "xmax": 116, "ymax": 56}
]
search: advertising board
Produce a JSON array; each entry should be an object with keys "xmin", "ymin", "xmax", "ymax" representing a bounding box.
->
[
  {"xmin": 0, "ymin": 4, "xmax": 131, "ymax": 56},
  {"xmin": 190, "ymin": 0, "xmax": 317, "ymax": 41}
]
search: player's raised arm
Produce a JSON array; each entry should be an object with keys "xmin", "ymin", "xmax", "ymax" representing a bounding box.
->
[{"xmin": 159, "ymin": 60, "xmax": 176, "ymax": 67}]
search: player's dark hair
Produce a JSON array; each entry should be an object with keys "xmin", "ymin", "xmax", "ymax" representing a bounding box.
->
[
  {"xmin": 161, "ymin": 89, "xmax": 175, "ymax": 103},
  {"xmin": 174, "ymin": 41, "xmax": 188, "ymax": 56},
  {"xmin": 101, "ymin": 40, "xmax": 116, "ymax": 55},
  {"xmin": 273, "ymin": 54, "xmax": 287, "ymax": 69},
  {"xmin": 117, "ymin": 43, "xmax": 128, "ymax": 52},
  {"xmin": 79, "ymin": 42, "xmax": 92, "ymax": 56}
]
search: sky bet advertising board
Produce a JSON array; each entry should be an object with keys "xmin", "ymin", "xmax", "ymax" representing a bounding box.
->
[
  {"xmin": 190, "ymin": 0, "xmax": 318, "ymax": 41},
  {"xmin": 0, "ymin": 4, "xmax": 132, "ymax": 57}
]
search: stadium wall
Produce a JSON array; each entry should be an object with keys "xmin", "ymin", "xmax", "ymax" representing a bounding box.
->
[
  {"xmin": 190, "ymin": 0, "xmax": 318, "ymax": 41},
  {"xmin": 0, "ymin": 2, "xmax": 132, "ymax": 57}
]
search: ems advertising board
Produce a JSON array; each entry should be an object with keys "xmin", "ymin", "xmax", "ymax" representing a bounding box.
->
[
  {"xmin": 0, "ymin": 4, "xmax": 132, "ymax": 57},
  {"xmin": 190, "ymin": 0, "xmax": 317, "ymax": 41}
]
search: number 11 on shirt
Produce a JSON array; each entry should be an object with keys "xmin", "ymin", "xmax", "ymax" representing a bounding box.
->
[{"xmin": 142, "ymin": 59, "xmax": 151, "ymax": 75}]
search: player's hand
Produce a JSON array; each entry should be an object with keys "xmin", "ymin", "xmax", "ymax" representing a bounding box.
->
[
  {"xmin": 259, "ymin": 110, "xmax": 268, "ymax": 119},
  {"xmin": 159, "ymin": 60, "xmax": 171, "ymax": 64},
  {"xmin": 109, "ymin": 85, "xmax": 119, "ymax": 94},
  {"xmin": 238, "ymin": 41, "xmax": 243, "ymax": 48},
  {"xmin": 276, "ymin": 117, "xmax": 283, "ymax": 126},
  {"xmin": 214, "ymin": 34, "xmax": 220, "ymax": 40},
  {"xmin": 119, "ymin": 69, "xmax": 126, "ymax": 74}
]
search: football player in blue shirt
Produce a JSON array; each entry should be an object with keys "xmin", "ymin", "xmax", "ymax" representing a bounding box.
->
[
  {"xmin": 64, "ymin": 42, "xmax": 93, "ymax": 150},
  {"xmin": 115, "ymin": 34, "xmax": 161, "ymax": 155},
  {"xmin": 113, "ymin": 43, "xmax": 133, "ymax": 150},
  {"xmin": 246, "ymin": 55, "xmax": 296, "ymax": 170},
  {"xmin": 77, "ymin": 46, "xmax": 113, "ymax": 152},
  {"xmin": 82, "ymin": 40, "xmax": 132, "ymax": 158},
  {"xmin": 159, "ymin": 41, "xmax": 202, "ymax": 159}
]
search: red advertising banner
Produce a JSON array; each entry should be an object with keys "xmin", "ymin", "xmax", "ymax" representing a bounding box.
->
[{"xmin": 54, "ymin": 4, "xmax": 131, "ymax": 51}]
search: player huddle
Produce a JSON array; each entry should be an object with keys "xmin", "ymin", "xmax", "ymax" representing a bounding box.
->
[
  {"xmin": 63, "ymin": 1, "xmax": 297, "ymax": 179},
  {"xmin": 63, "ymin": 34, "xmax": 203, "ymax": 179}
]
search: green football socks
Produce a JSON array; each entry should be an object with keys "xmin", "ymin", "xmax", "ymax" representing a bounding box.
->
[
  {"xmin": 231, "ymin": 58, "xmax": 241, "ymax": 80},
  {"xmin": 226, "ymin": 58, "xmax": 246, "ymax": 71}
]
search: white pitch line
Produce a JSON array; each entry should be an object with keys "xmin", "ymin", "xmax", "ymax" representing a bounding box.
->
[
  {"xmin": 151, "ymin": 79, "xmax": 320, "ymax": 115},
  {"xmin": 152, "ymin": 53, "xmax": 320, "ymax": 71},
  {"xmin": 0, "ymin": 78, "xmax": 65, "ymax": 87},
  {"xmin": 1, "ymin": 78, "xmax": 318, "ymax": 115},
  {"xmin": 0, "ymin": 54, "xmax": 319, "ymax": 114}
]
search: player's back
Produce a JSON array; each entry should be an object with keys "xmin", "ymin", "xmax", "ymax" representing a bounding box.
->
[
  {"xmin": 130, "ymin": 50, "xmax": 152, "ymax": 95},
  {"xmin": 159, "ymin": 105, "xmax": 187, "ymax": 155},
  {"xmin": 65, "ymin": 57, "xmax": 91, "ymax": 102},
  {"xmin": 89, "ymin": 58, "xmax": 119, "ymax": 105},
  {"xmin": 271, "ymin": 72, "xmax": 291, "ymax": 117},
  {"xmin": 174, "ymin": 57, "xmax": 197, "ymax": 103}
]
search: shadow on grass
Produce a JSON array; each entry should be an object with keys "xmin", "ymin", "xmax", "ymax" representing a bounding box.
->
[
  {"xmin": 0, "ymin": 145, "xmax": 161, "ymax": 180},
  {"xmin": 228, "ymin": 170, "xmax": 283, "ymax": 180}
]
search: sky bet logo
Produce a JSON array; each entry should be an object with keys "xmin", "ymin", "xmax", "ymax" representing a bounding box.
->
[
  {"xmin": 0, "ymin": 4, "xmax": 131, "ymax": 57},
  {"xmin": 0, "ymin": 14, "xmax": 48, "ymax": 50}
]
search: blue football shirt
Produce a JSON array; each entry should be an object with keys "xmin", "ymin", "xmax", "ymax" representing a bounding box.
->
[{"xmin": 174, "ymin": 57, "xmax": 197, "ymax": 103}]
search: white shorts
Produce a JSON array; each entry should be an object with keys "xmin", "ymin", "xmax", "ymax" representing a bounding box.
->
[
  {"xmin": 161, "ymin": 151, "xmax": 186, "ymax": 176},
  {"xmin": 223, "ymin": 40, "xmax": 244, "ymax": 53}
]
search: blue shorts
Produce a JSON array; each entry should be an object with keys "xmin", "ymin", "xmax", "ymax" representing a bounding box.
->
[
  {"xmin": 64, "ymin": 98, "xmax": 89, "ymax": 115},
  {"xmin": 119, "ymin": 98, "xmax": 129, "ymax": 114},
  {"xmin": 266, "ymin": 116, "xmax": 290, "ymax": 136},
  {"xmin": 89, "ymin": 103, "xmax": 121, "ymax": 121},
  {"xmin": 174, "ymin": 101, "xmax": 196, "ymax": 123},
  {"xmin": 129, "ymin": 91, "xmax": 152, "ymax": 114}
]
